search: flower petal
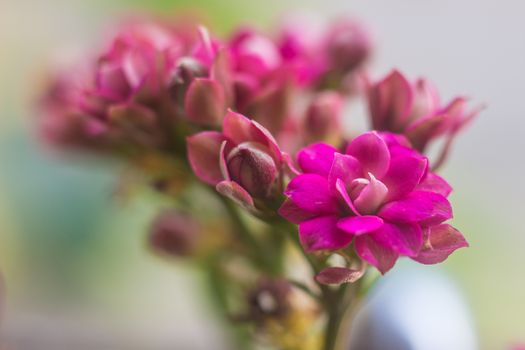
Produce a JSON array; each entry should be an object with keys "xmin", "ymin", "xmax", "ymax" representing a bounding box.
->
[
  {"xmin": 412, "ymin": 224, "xmax": 468, "ymax": 264},
  {"xmin": 354, "ymin": 233, "xmax": 399, "ymax": 274},
  {"xmin": 336, "ymin": 179, "xmax": 360, "ymax": 216},
  {"xmin": 187, "ymin": 131, "xmax": 227, "ymax": 185},
  {"xmin": 297, "ymin": 143, "xmax": 338, "ymax": 176},
  {"xmin": 223, "ymin": 110, "xmax": 282, "ymax": 164},
  {"xmin": 223, "ymin": 109, "xmax": 253, "ymax": 144},
  {"xmin": 346, "ymin": 131, "xmax": 391, "ymax": 178},
  {"xmin": 354, "ymin": 173, "xmax": 389, "ymax": 214},
  {"xmin": 368, "ymin": 70, "xmax": 413, "ymax": 131},
  {"xmin": 379, "ymin": 191, "xmax": 452, "ymax": 226},
  {"xmin": 328, "ymin": 153, "xmax": 362, "ymax": 193},
  {"xmin": 337, "ymin": 215, "xmax": 383, "ymax": 236},
  {"xmin": 278, "ymin": 199, "xmax": 317, "ymax": 224},
  {"xmin": 285, "ymin": 174, "xmax": 338, "ymax": 215},
  {"xmin": 376, "ymin": 222, "xmax": 423, "ymax": 257},
  {"xmin": 416, "ymin": 172, "xmax": 452, "ymax": 197},
  {"xmin": 299, "ymin": 216, "xmax": 353, "ymax": 252},
  {"xmin": 216, "ymin": 180, "xmax": 256, "ymax": 212},
  {"xmin": 184, "ymin": 78, "xmax": 226, "ymax": 126},
  {"xmin": 382, "ymin": 155, "xmax": 428, "ymax": 202}
]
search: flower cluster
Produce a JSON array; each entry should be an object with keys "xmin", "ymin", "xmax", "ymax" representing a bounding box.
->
[
  {"xmin": 38, "ymin": 15, "xmax": 478, "ymax": 350},
  {"xmin": 279, "ymin": 132, "xmax": 467, "ymax": 274}
]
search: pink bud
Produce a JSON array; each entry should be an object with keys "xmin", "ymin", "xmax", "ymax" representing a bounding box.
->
[
  {"xmin": 184, "ymin": 78, "xmax": 226, "ymax": 126},
  {"xmin": 304, "ymin": 91, "xmax": 343, "ymax": 143},
  {"xmin": 325, "ymin": 20, "xmax": 371, "ymax": 72},
  {"xmin": 226, "ymin": 141, "xmax": 278, "ymax": 198},
  {"xmin": 149, "ymin": 210, "xmax": 199, "ymax": 257},
  {"xmin": 168, "ymin": 57, "xmax": 208, "ymax": 105}
]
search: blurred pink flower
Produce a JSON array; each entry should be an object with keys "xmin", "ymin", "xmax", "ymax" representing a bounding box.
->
[
  {"xmin": 366, "ymin": 70, "xmax": 480, "ymax": 168},
  {"xmin": 279, "ymin": 132, "xmax": 467, "ymax": 273}
]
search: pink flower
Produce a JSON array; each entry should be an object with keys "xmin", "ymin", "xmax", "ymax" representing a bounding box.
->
[
  {"xmin": 279, "ymin": 132, "xmax": 467, "ymax": 274},
  {"xmin": 40, "ymin": 20, "xmax": 230, "ymax": 152},
  {"xmin": 187, "ymin": 110, "xmax": 284, "ymax": 209},
  {"xmin": 367, "ymin": 70, "xmax": 480, "ymax": 167}
]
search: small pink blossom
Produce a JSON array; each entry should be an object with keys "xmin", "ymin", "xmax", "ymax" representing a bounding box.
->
[
  {"xmin": 279, "ymin": 132, "xmax": 467, "ymax": 274},
  {"xmin": 187, "ymin": 110, "xmax": 284, "ymax": 209},
  {"xmin": 366, "ymin": 70, "xmax": 480, "ymax": 168}
]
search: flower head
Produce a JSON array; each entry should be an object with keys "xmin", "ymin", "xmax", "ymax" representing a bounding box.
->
[
  {"xmin": 367, "ymin": 70, "xmax": 480, "ymax": 167},
  {"xmin": 187, "ymin": 110, "xmax": 284, "ymax": 209},
  {"xmin": 39, "ymin": 20, "xmax": 226, "ymax": 154},
  {"xmin": 279, "ymin": 132, "xmax": 467, "ymax": 273}
]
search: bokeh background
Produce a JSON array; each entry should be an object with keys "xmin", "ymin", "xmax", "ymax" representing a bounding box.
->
[{"xmin": 0, "ymin": 0, "xmax": 523, "ymax": 348}]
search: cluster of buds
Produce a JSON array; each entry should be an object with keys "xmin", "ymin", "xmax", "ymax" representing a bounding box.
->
[
  {"xmin": 39, "ymin": 17, "xmax": 371, "ymax": 156},
  {"xmin": 38, "ymin": 14, "xmax": 480, "ymax": 350}
]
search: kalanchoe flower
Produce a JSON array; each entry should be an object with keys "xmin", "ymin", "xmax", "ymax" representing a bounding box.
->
[
  {"xmin": 279, "ymin": 131, "xmax": 468, "ymax": 274},
  {"xmin": 187, "ymin": 110, "xmax": 284, "ymax": 210},
  {"xmin": 367, "ymin": 70, "xmax": 480, "ymax": 168},
  {"xmin": 39, "ymin": 20, "xmax": 226, "ymax": 154}
]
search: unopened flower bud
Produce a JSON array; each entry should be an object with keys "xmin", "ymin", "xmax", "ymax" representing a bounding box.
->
[
  {"xmin": 149, "ymin": 210, "xmax": 199, "ymax": 257},
  {"xmin": 325, "ymin": 20, "xmax": 371, "ymax": 72},
  {"xmin": 304, "ymin": 91, "xmax": 343, "ymax": 143},
  {"xmin": 168, "ymin": 57, "xmax": 208, "ymax": 106},
  {"xmin": 226, "ymin": 142, "xmax": 278, "ymax": 198}
]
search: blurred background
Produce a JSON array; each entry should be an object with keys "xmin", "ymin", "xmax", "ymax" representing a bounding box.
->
[{"xmin": 0, "ymin": 0, "xmax": 523, "ymax": 348}]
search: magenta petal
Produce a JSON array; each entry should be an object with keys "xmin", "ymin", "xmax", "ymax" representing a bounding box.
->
[
  {"xmin": 285, "ymin": 174, "xmax": 338, "ymax": 215},
  {"xmin": 376, "ymin": 222, "xmax": 423, "ymax": 257},
  {"xmin": 297, "ymin": 143, "xmax": 338, "ymax": 176},
  {"xmin": 278, "ymin": 199, "xmax": 317, "ymax": 224},
  {"xmin": 299, "ymin": 215, "xmax": 353, "ymax": 252},
  {"xmin": 354, "ymin": 174, "xmax": 389, "ymax": 214},
  {"xmin": 354, "ymin": 234, "xmax": 399, "ymax": 274},
  {"xmin": 216, "ymin": 180, "xmax": 255, "ymax": 211},
  {"xmin": 336, "ymin": 179, "xmax": 360, "ymax": 216},
  {"xmin": 412, "ymin": 224, "xmax": 468, "ymax": 264},
  {"xmin": 328, "ymin": 153, "xmax": 362, "ymax": 193},
  {"xmin": 379, "ymin": 191, "xmax": 452, "ymax": 226},
  {"xmin": 346, "ymin": 132, "xmax": 391, "ymax": 178},
  {"xmin": 416, "ymin": 172, "xmax": 452, "ymax": 197},
  {"xmin": 337, "ymin": 215, "xmax": 383, "ymax": 236},
  {"xmin": 187, "ymin": 131, "xmax": 227, "ymax": 185},
  {"xmin": 315, "ymin": 267, "xmax": 365, "ymax": 285},
  {"xmin": 382, "ymin": 155, "xmax": 428, "ymax": 202},
  {"xmin": 184, "ymin": 78, "xmax": 226, "ymax": 126}
]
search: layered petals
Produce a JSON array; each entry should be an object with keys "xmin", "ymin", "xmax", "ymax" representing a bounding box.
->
[
  {"xmin": 346, "ymin": 132, "xmax": 390, "ymax": 178},
  {"xmin": 379, "ymin": 191, "xmax": 452, "ymax": 226},
  {"xmin": 299, "ymin": 216, "xmax": 353, "ymax": 252},
  {"xmin": 284, "ymin": 174, "xmax": 338, "ymax": 215},
  {"xmin": 279, "ymin": 131, "xmax": 464, "ymax": 275},
  {"xmin": 355, "ymin": 233, "xmax": 399, "ymax": 274},
  {"xmin": 298, "ymin": 143, "xmax": 337, "ymax": 176}
]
